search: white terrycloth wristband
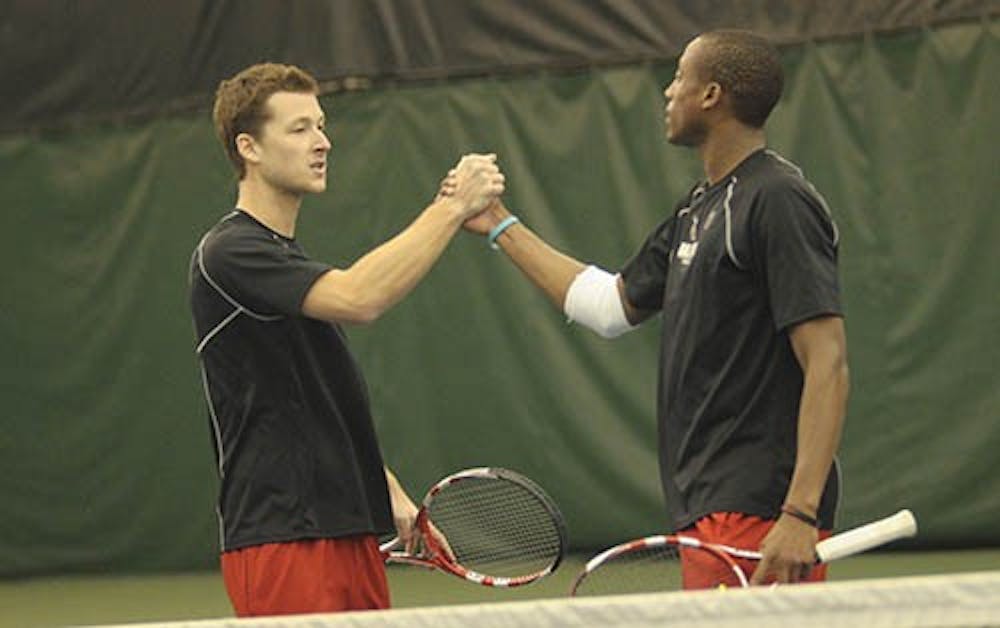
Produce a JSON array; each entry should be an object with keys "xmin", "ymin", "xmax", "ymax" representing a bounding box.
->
[{"xmin": 563, "ymin": 266, "xmax": 636, "ymax": 339}]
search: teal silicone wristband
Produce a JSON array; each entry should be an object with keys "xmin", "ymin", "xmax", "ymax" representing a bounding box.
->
[{"xmin": 488, "ymin": 215, "xmax": 520, "ymax": 250}]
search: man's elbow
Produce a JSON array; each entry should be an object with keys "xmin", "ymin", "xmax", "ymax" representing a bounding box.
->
[
  {"xmin": 837, "ymin": 359, "xmax": 850, "ymax": 395},
  {"xmin": 823, "ymin": 342, "xmax": 850, "ymax": 408},
  {"xmin": 333, "ymin": 292, "xmax": 387, "ymax": 325},
  {"xmin": 828, "ymin": 331, "xmax": 850, "ymax": 382},
  {"xmin": 345, "ymin": 304, "xmax": 381, "ymax": 325},
  {"xmin": 302, "ymin": 281, "xmax": 386, "ymax": 325}
]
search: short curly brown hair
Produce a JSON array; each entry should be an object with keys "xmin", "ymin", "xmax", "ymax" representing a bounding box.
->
[
  {"xmin": 212, "ymin": 63, "xmax": 319, "ymax": 179},
  {"xmin": 695, "ymin": 30, "xmax": 784, "ymax": 128}
]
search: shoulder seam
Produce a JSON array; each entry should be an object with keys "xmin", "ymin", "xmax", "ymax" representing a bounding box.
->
[
  {"xmin": 763, "ymin": 150, "xmax": 840, "ymax": 246},
  {"xmin": 194, "ymin": 234, "xmax": 284, "ymax": 353}
]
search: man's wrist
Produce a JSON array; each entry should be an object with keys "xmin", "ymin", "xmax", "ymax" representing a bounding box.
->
[
  {"xmin": 433, "ymin": 196, "xmax": 472, "ymax": 224},
  {"xmin": 480, "ymin": 204, "xmax": 513, "ymax": 232},
  {"xmin": 780, "ymin": 503, "xmax": 819, "ymax": 527},
  {"xmin": 488, "ymin": 215, "xmax": 520, "ymax": 250}
]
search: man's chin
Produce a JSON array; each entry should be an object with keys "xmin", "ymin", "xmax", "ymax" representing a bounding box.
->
[
  {"xmin": 664, "ymin": 125, "xmax": 682, "ymax": 145},
  {"xmin": 666, "ymin": 131, "xmax": 697, "ymax": 147}
]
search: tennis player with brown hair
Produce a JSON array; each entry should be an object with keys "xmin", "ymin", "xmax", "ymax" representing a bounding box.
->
[
  {"xmin": 461, "ymin": 30, "xmax": 848, "ymax": 588},
  {"xmin": 189, "ymin": 63, "xmax": 504, "ymax": 616}
]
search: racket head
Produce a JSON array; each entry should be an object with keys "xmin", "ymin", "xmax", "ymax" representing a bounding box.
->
[
  {"xmin": 569, "ymin": 534, "xmax": 749, "ymax": 596},
  {"xmin": 419, "ymin": 466, "xmax": 568, "ymax": 586}
]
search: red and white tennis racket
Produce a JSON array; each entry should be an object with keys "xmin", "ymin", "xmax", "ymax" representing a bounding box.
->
[
  {"xmin": 380, "ymin": 467, "xmax": 567, "ymax": 587},
  {"xmin": 570, "ymin": 509, "xmax": 917, "ymax": 596}
]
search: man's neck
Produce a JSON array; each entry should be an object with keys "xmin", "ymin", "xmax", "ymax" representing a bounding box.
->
[
  {"xmin": 235, "ymin": 176, "xmax": 302, "ymax": 238},
  {"xmin": 698, "ymin": 121, "xmax": 767, "ymax": 185}
]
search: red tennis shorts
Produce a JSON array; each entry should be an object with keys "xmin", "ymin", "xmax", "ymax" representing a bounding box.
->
[
  {"xmin": 679, "ymin": 512, "xmax": 831, "ymax": 590},
  {"xmin": 220, "ymin": 535, "xmax": 389, "ymax": 617}
]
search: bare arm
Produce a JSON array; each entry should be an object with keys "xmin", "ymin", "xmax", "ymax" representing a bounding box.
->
[
  {"xmin": 303, "ymin": 198, "xmax": 467, "ymax": 323},
  {"xmin": 750, "ymin": 314, "xmax": 849, "ymax": 584},
  {"xmin": 485, "ymin": 204, "xmax": 585, "ymax": 309},
  {"xmin": 466, "ymin": 201, "xmax": 655, "ymax": 325},
  {"xmin": 302, "ymin": 155, "xmax": 504, "ymax": 323}
]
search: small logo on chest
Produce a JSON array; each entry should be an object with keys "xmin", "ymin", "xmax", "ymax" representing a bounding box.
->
[
  {"xmin": 676, "ymin": 240, "xmax": 698, "ymax": 265},
  {"xmin": 675, "ymin": 208, "xmax": 719, "ymax": 266}
]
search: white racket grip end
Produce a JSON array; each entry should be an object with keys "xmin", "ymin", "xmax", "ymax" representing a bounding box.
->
[
  {"xmin": 816, "ymin": 509, "xmax": 917, "ymax": 563},
  {"xmin": 379, "ymin": 537, "xmax": 399, "ymax": 554}
]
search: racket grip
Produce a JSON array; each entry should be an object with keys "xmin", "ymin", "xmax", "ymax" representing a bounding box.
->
[{"xmin": 815, "ymin": 509, "xmax": 917, "ymax": 563}]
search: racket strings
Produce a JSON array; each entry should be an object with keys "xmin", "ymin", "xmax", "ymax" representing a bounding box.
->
[
  {"xmin": 575, "ymin": 544, "xmax": 684, "ymax": 596},
  {"xmin": 427, "ymin": 477, "xmax": 563, "ymax": 577}
]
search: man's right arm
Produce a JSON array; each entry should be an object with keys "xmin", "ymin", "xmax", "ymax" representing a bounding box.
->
[
  {"xmin": 302, "ymin": 154, "xmax": 504, "ymax": 324},
  {"xmin": 466, "ymin": 201, "xmax": 656, "ymax": 334}
]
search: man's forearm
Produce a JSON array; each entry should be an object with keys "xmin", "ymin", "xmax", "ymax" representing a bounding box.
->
[
  {"xmin": 472, "ymin": 201, "xmax": 649, "ymax": 335},
  {"xmin": 492, "ymin": 220, "xmax": 586, "ymax": 310},
  {"xmin": 303, "ymin": 199, "xmax": 466, "ymax": 323}
]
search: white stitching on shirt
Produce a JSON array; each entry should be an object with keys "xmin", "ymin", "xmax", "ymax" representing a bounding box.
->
[
  {"xmin": 199, "ymin": 363, "xmax": 226, "ymax": 478},
  {"xmin": 193, "ymin": 230, "xmax": 284, "ymax": 353},
  {"xmin": 199, "ymin": 361, "xmax": 228, "ymax": 548},
  {"xmin": 724, "ymin": 176, "xmax": 745, "ymax": 269},
  {"xmin": 765, "ymin": 150, "xmax": 840, "ymax": 246},
  {"xmin": 196, "ymin": 235, "xmax": 283, "ymax": 322},
  {"xmin": 196, "ymin": 307, "xmax": 242, "ymax": 354}
]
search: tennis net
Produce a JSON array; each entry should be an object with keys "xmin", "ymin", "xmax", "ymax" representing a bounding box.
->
[{"xmin": 91, "ymin": 570, "xmax": 1000, "ymax": 628}]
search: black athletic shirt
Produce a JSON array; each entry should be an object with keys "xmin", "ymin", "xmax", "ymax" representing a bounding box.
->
[
  {"xmin": 189, "ymin": 210, "xmax": 393, "ymax": 552},
  {"xmin": 621, "ymin": 149, "xmax": 842, "ymax": 531}
]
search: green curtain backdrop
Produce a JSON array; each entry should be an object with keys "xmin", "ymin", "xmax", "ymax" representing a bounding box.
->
[
  {"xmin": 5, "ymin": 0, "xmax": 991, "ymax": 132},
  {"xmin": 1, "ymin": 20, "xmax": 997, "ymax": 576}
]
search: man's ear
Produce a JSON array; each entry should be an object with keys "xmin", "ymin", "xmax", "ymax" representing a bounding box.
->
[
  {"xmin": 236, "ymin": 133, "xmax": 259, "ymax": 165},
  {"xmin": 701, "ymin": 82, "xmax": 723, "ymax": 111}
]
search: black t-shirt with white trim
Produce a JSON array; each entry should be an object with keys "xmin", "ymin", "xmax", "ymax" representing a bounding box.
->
[
  {"xmin": 621, "ymin": 149, "xmax": 842, "ymax": 531},
  {"xmin": 189, "ymin": 210, "xmax": 393, "ymax": 551}
]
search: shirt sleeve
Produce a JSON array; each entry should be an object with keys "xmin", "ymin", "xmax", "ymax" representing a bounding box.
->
[
  {"xmin": 751, "ymin": 181, "xmax": 842, "ymax": 331},
  {"xmin": 200, "ymin": 226, "xmax": 333, "ymax": 317},
  {"xmin": 619, "ymin": 215, "xmax": 677, "ymax": 312}
]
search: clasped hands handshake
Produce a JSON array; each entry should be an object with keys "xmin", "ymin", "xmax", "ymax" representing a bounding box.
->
[{"xmin": 436, "ymin": 153, "xmax": 511, "ymax": 236}]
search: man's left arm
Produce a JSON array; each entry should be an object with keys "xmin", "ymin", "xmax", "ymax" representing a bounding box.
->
[{"xmin": 750, "ymin": 314, "xmax": 849, "ymax": 584}]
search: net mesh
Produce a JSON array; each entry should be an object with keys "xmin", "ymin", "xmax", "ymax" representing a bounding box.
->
[
  {"xmin": 91, "ymin": 570, "xmax": 1000, "ymax": 628},
  {"xmin": 427, "ymin": 474, "xmax": 564, "ymax": 577}
]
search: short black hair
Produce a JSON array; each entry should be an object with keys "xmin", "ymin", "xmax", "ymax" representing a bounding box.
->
[{"xmin": 696, "ymin": 30, "xmax": 784, "ymax": 128}]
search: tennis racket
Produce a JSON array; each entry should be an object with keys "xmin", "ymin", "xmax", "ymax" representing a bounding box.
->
[
  {"xmin": 380, "ymin": 467, "xmax": 568, "ymax": 587},
  {"xmin": 570, "ymin": 508, "xmax": 917, "ymax": 596}
]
